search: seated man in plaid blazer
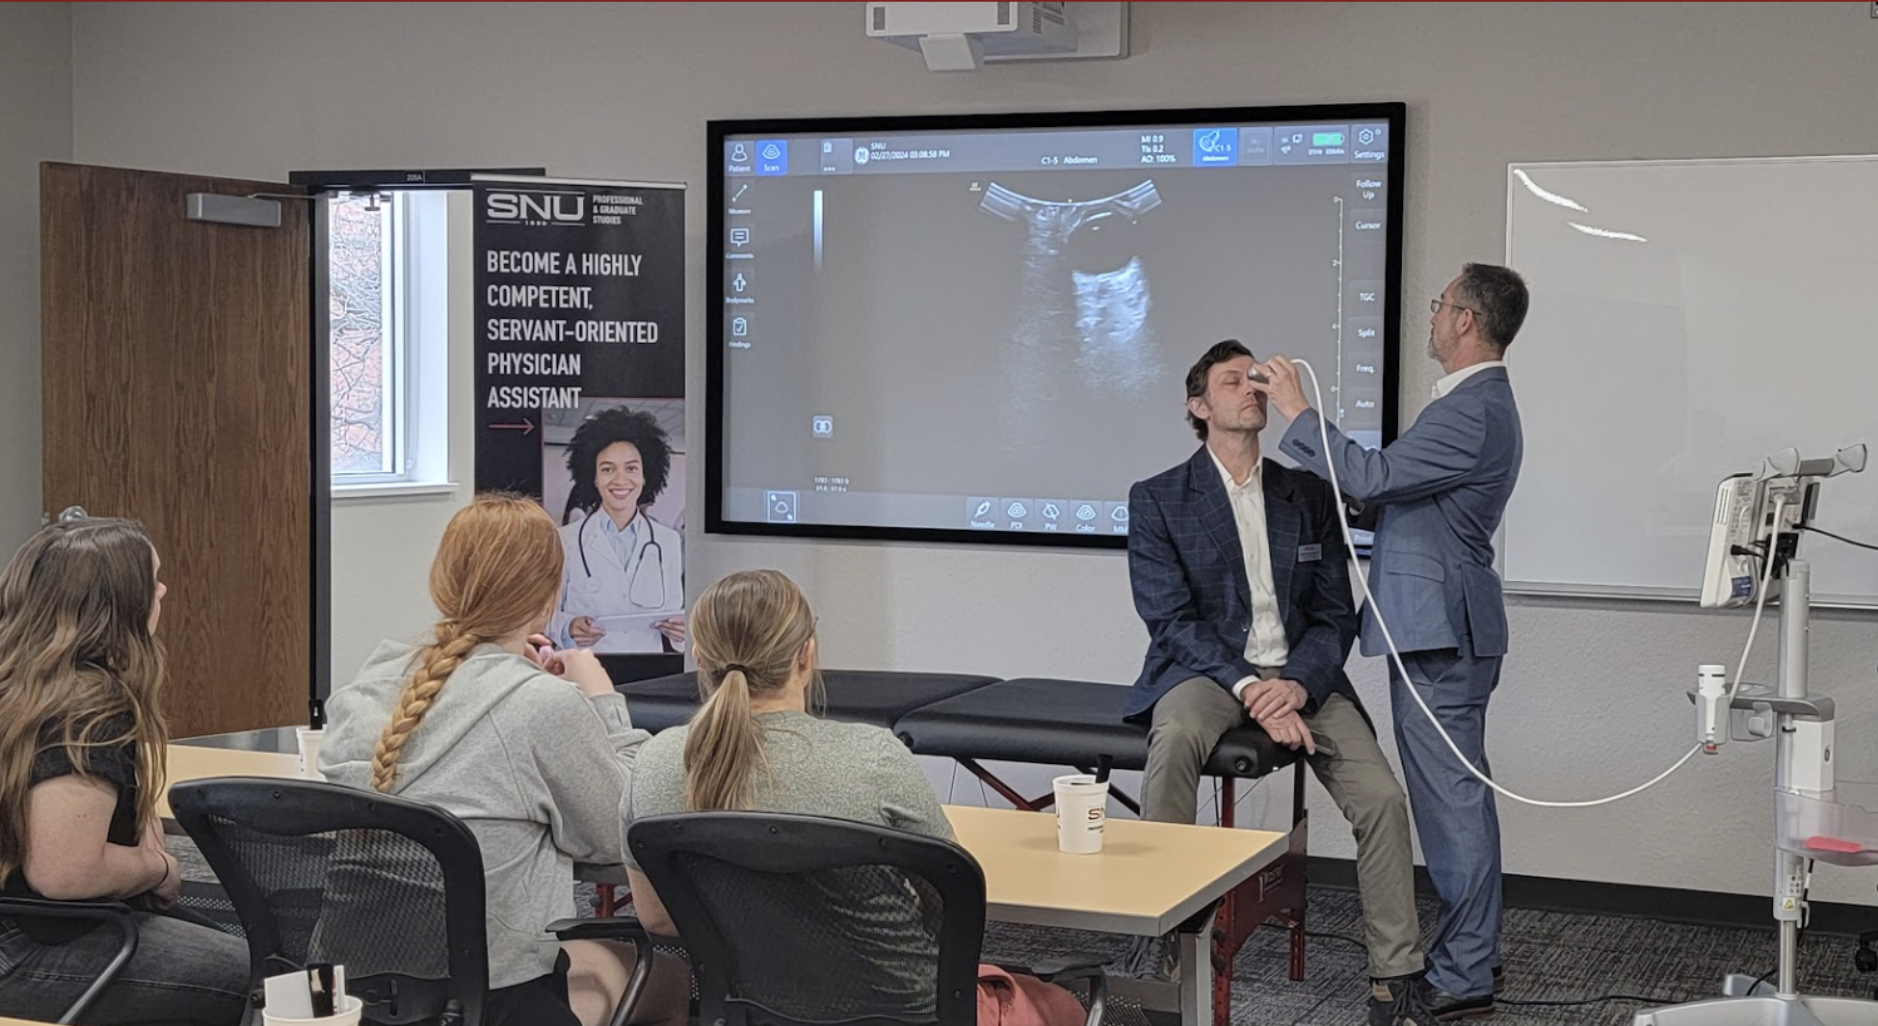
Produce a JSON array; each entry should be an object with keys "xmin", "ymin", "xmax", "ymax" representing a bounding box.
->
[{"xmin": 1121, "ymin": 340, "xmax": 1432, "ymax": 1026}]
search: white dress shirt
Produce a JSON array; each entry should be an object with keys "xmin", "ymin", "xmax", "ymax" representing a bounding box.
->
[
  {"xmin": 1431, "ymin": 359, "xmax": 1507, "ymax": 400},
  {"xmin": 1207, "ymin": 449, "xmax": 1290, "ymax": 698}
]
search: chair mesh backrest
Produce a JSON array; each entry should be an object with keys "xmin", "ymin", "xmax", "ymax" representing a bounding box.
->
[
  {"xmin": 680, "ymin": 855, "xmax": 942, "ymax": 1020},
  {"xmin": 172, "ymin": 778, "xmax": 488, "ymax": 1026},
  {"xmin": 633, "ymin": 813, "xmax": 987, "ymax": 1026},
  {"xmin": 200, "ymin": 814, "xmax": 452, "ymax": 978},
  {"xmin": 178, "ymin": 880, "xmax": 243, "ymax": 937}
]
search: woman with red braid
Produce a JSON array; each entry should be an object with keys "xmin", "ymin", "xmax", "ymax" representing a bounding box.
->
[{"xmin": 321, "ymin": 494, "xmax": 688, "ymax": 1026}]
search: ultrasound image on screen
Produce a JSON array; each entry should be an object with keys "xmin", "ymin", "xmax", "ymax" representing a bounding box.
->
[
  {"xmin": 710, "ymin": 113, "xmax": 1402, "ymax": 544},
  {"xmin": 980, "ymin": 179, "xmax": 1164, "ymax": 454}
]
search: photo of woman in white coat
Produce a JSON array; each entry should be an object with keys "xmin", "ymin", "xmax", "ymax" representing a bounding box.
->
[{"xmin": 550, "ymin": 405, "xmax": 685, "ymax": 654}]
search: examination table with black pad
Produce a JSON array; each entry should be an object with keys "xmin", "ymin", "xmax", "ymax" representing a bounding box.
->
[{"xmin": 617, "ymin": 668, "xmax": 1001, "ymax": 733}]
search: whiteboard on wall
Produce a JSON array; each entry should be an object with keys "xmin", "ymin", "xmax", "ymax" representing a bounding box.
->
[{"xmin": 1502, "ymin": 155, "xmax": 1878, "ymax": 606}]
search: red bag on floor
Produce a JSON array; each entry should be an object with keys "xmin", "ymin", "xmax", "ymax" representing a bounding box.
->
[{"xmin": 975, "ymin": 963, "xmax": 1085, "ymax": 1026}]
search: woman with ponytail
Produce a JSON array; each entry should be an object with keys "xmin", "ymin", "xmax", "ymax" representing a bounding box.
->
[
  {"xmin": 0, "ymin": 517, "xmax": 248, "ymax": 1025},
  {"xmin": 320, "ymin": 495, "xmax": 687, "ymax": 1026},
  {"xmin": 623, "ymin": 571, "xmax": 1085, "ymax": 1026}
]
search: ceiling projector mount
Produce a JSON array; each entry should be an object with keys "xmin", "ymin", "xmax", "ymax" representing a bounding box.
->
[{"xmin": 866, "ymin": 2, "xmax": 1130, "ymax": 72}]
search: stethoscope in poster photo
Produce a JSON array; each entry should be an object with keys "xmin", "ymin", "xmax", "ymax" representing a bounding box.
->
[{"xmin": 566, "ymin": 508, "xmax": 684, "ymax": 653}]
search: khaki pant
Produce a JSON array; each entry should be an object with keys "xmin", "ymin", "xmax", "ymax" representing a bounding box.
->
[{"xmin": 1141, "ymin": 675, "xmax": 1424, "ymax": 979}]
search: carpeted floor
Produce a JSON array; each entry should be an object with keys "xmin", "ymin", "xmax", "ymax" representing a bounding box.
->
[
  {"xmin": 174, "ymin": 838, "xmax": 1876, "ymax": 1026},
  {"xmin": 979, "ymin": 889, "xmax": 1876, "ymax": 1026}
]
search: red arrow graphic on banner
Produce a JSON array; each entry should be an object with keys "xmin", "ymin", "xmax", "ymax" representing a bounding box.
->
[{"xmin": 490, "ymin": 418, "xmax": 536, "ymax": 436}]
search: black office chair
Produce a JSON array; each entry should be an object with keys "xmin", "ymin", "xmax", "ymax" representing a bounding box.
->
[
  {"xmin": 629, "ymin": 812, "xmax": 1107, "ymax": 1026},
  {"xmin": 0, "ymin": 896, "xmax": 140, "ymax": 1024},
  {"xmin": 172, "ymin": 777, "xmax": 658, "ymax": 1026}
]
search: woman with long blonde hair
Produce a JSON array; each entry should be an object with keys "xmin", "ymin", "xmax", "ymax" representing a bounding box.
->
[
  {"xmin": 622, "ymin": 570, "xmax": 1086, "ymax": 1026},
  {"xmin": 0, "ymin": 517, "xmax": 248, "ymax": 1025},
  {"xmin": 320, "ymin": 494, "xmax": 687, "ymax": 1026}
]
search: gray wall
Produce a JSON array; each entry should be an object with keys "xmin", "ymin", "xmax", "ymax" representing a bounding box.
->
[
  {"xmin": 0, "ymin": 2, "xmax": 71, "ymax": 550},
  {"xmin": 55, "ymin": 2, "xmax": 1878, "ymax": 904}
]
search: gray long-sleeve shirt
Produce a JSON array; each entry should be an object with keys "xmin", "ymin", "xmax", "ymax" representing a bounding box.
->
[{"xmin": 321, "ymin": 640, "xmax": 649, "ymax": 988}]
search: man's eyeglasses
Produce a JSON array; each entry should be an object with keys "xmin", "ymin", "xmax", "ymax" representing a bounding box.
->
[{"xmin": 1430, "ymin": 298, "xmax": 1479, "ymax": 316}]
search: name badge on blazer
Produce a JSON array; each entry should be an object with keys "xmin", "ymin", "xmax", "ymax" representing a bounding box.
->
[{"xmin": 1297, "ymin": 544, "xmax": 1323, "ymax": 563}]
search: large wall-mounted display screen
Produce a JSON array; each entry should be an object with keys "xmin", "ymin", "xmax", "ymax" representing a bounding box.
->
[{"xmin": 707, "ymin": 103, "xmax": 1405, "ymax": 547}]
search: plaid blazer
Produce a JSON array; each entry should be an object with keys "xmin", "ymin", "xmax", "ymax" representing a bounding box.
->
[{"xmin": 1123, "ymin": 447, "xmax": 1361, "ymax": 722}]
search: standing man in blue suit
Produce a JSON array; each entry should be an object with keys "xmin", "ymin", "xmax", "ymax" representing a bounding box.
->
[
  {"xmin": 1257, "ymin": 263, "xmax": 1527, "ymax": 1020},
  {"xmin": 1125, "ymin": 340, "xmax": 1432, "ymax": 1026}
]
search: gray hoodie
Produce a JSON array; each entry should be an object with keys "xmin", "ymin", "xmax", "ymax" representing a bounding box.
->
[{"xmin": 320, "ymin": 640, "xmax": 649, "ymax": 989}]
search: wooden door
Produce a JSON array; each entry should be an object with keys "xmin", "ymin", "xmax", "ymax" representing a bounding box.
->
[{"xmin": 40, "ymin": 163, "xmax": 310, "ymax": 738}]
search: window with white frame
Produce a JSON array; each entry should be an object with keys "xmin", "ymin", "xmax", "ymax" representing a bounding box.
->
[{"xmin": 326, "ymin": 191, "xmax": 451, "ymax": 492}]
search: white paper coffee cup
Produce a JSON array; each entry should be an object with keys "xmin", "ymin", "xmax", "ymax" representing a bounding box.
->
[
  {"xmin": 296, "ymin": 727, "xmax": 325, "ymax": 781},
  {"xmin": 264, "ymin": 993, "xmax": 362, "ymax": 1026},
  {"xmin": 1054, "ymin": 773, "xmax": 1109, "ymax": 854}
]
